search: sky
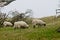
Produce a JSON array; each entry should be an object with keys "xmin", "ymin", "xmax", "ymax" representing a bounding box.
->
[{"xmin": 1, "ymin": 0, "xmax": 59, "ymax": 18}]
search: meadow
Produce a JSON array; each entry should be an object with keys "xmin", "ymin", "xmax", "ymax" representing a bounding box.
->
[{"xmin": 0, "ymin": 16, "xmax": 60, "ymax": 40}]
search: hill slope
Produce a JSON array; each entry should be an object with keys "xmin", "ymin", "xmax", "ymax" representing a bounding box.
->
[{"xmin": 0, "ymin": 16, "xmax": 60, "ymax": 40}]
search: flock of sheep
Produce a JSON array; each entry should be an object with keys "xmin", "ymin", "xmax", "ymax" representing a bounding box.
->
[{"xmin": 3, "ymin": 19, "xmax": 46, "ymax": 29}]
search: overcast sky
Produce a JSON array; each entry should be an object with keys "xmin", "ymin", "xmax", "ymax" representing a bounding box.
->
[{"xmin": 1, "ymin": 0, "xmax": 59, "ymax": 18}]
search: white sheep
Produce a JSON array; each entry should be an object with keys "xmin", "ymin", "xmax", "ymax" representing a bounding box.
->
[
  {"xmin": 32, "ymin": 19, "xmax": 46, "ymax": 28},
  {"xmin": 3, "ymin": 21, "xmax": 12, "ymax": 27},
  {"xmin": 13, "ymin": 21, "xmax": 29, "ymax": 29}
]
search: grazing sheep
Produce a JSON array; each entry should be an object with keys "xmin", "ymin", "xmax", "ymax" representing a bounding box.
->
[
  {"xmin": 32, "ymin": 19, "xmax": 46, "ymax": 28},
  {"xmin": 14, "ymin": 21, "xmax": 29, "ymax": 29},
  {"xmin": 3, "ymin": 21, "xmax": 12, "ymax": 27}
]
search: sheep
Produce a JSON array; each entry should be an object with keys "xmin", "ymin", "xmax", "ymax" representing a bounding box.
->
[
  {"xmin": 3, "ymin": 21, "xmax": 13, "ymax": 27},
  {"xmin": 13, "ymin": 21, "xmax": 29, "ymax": 29},
  {"xmin": 32, "ymin": 19, "xmax": 46, "ymax": 28}
]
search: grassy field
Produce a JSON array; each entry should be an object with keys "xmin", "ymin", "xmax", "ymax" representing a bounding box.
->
[{"xmin": 0, "ymin": 16, "xmax": 60, "ymax": 40}]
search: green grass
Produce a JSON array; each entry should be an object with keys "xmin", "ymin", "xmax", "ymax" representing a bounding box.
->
[{"xmin": 0, "ymin": 16, "xmax": 60, "ymax": 40}]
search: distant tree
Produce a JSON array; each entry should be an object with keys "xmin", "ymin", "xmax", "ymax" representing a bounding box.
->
[
  {"xmin": 0, "ymin": 12, "xmax": 9, "ymax": 26},
  {"xmin": 8, "ymin": 10, "xmax": 20, "ymax": 17},
  {"xmin": 25, "ymin": 9, "xmax": 33, "ymax": 18},
  {"xmin": 0, "ymin": 0, "xmax": 15, "ymax": 27},
  {"xmin": 10, "ymin": 9, "xmax": 33, "ymax": 24}
]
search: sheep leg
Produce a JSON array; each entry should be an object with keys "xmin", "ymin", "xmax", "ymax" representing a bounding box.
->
[
  {"xmin": 13, "ymin": 25, "xmax": 17, "ymax": 29},
  {"xmin": 4, "ymin": 24, "xmax": 6, "ymax": 28},
  {"xmin": 33, "ymin": 25, "xmax": 35, "ymax": 28}
]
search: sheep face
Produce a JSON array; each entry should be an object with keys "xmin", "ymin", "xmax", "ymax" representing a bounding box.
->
[{"xmin": 43, "ymin": 24, "xmax": 46, "ymax": 26}]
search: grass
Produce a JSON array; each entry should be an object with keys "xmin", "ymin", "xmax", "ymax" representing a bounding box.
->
[{"xmin": 0, "ymin": 16, "xmax": 60, "ymax": 40}]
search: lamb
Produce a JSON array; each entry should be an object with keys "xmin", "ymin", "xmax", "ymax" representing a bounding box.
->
[
  {"xmin": 13, "ymin": 21, "xmax": 29, "ymax": 29},
  {"xmin": 3, "ymin": 21, "xmax": 12, "ymax": 27},
  {"xmin": 32, "ymin": 19, "xmax": 46, "ymax": 28}
]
